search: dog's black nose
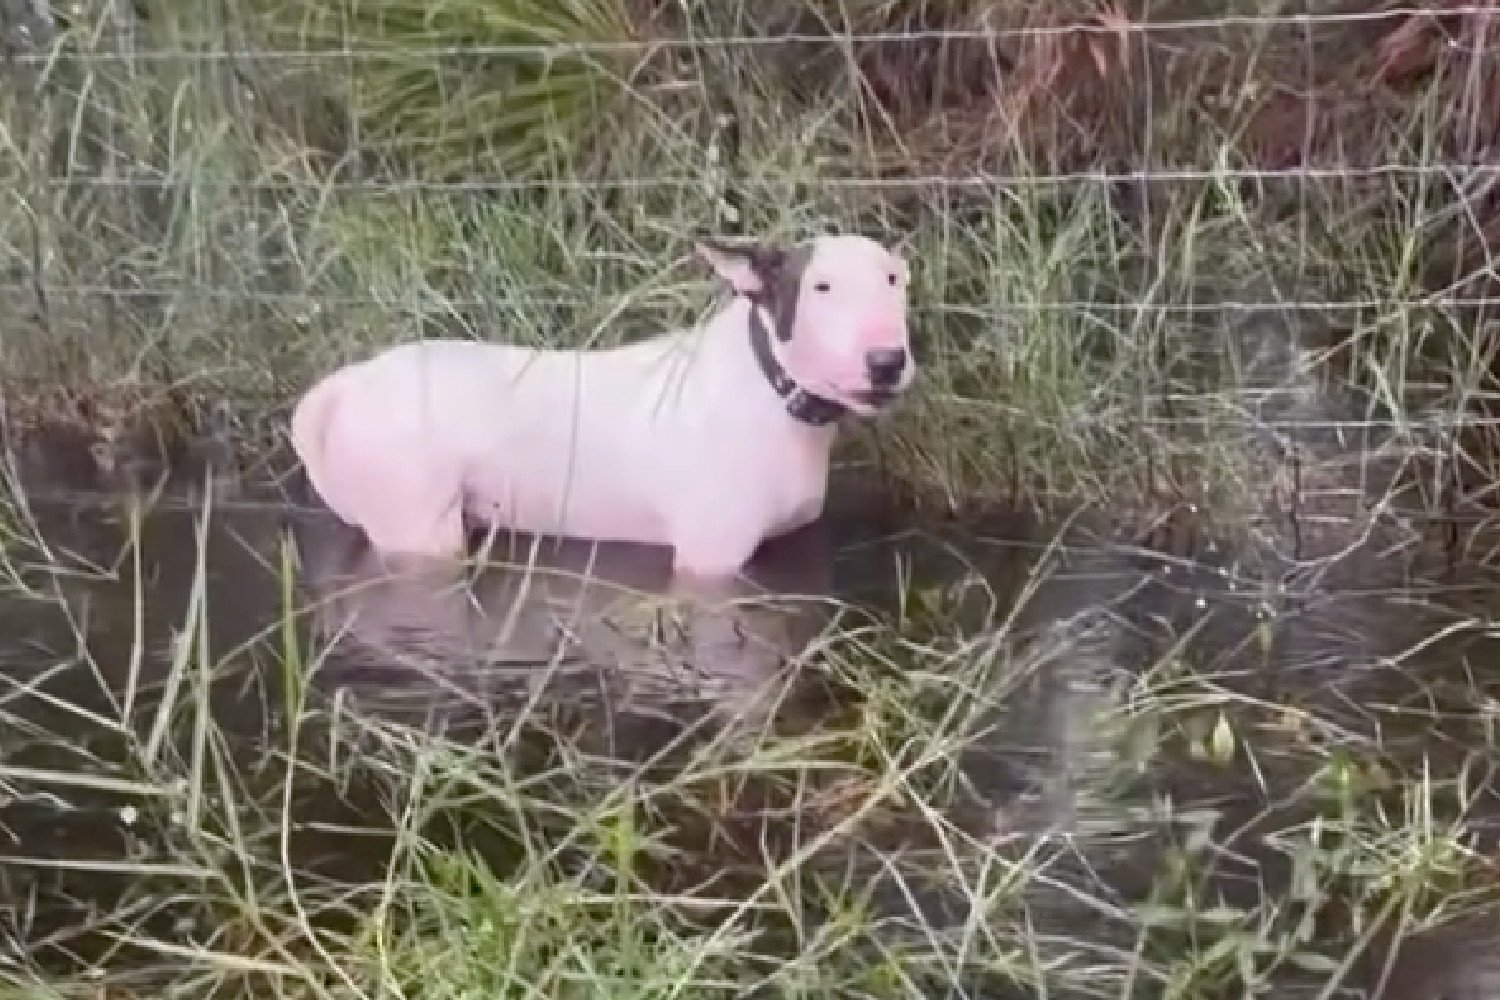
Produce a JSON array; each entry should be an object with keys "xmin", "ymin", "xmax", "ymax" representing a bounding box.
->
[{"xmin": 864, "ymin": 349, "xmax": 907, "ymax": 386}]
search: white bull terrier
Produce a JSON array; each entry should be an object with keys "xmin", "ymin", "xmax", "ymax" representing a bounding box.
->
[{"xmin": 288, "ymin": 232, "xmax": 915, "ymax": 588}]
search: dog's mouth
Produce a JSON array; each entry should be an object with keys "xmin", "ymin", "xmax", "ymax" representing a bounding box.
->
[
  {"xmin": 848, "ymin": 387, "xmax": 902, "ymax": 410},
  {"xmin": 807, "ymin": 381, "xmax": 908, "ymax": 415}
]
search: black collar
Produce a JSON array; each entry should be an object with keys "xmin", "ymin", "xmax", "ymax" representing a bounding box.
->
[{"xmin": 746, "ymin": 304, "xmax": 847, "ymax": 427}]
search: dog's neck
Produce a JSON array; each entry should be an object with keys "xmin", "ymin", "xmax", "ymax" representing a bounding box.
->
[{"xmin": 743, "ymin": 301, "xmax": 847, "ymax": 427}]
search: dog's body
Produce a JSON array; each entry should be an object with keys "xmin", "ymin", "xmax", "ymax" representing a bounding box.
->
[
  {"xmin": 289, "ymin": 232, "xmax": 914, "ymax": 582},
  {"xmin": 292, "ymin": 297, "xmax": 834, "ymax": 570}
]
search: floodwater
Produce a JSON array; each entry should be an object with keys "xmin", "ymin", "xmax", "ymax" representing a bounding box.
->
[{"xmin": 5, "ymin": 432, "xmax": 1500, "ymax": 997}]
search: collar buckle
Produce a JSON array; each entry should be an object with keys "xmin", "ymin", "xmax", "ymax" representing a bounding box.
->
[{"xmin": 784, "ymin": 386, "xmax": 844, "ymax": 426}]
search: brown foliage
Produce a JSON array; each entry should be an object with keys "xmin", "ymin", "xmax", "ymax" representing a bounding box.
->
[{"xmin": 842, "ymin": 2, "xmax": 1497, "ymax": 176}]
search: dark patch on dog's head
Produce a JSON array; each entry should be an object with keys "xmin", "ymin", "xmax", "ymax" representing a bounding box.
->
[
  {"xmin": 697, "ymin": 237, "xmax": 815, "ymax": 342},
  {"xmin": 760, "ymin": 244, "xmax": 814, "ymax": 343}
]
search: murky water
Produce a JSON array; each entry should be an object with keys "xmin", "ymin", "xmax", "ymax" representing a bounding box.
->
[{"xmin": 6, "ymin": 433, "xmax": 1500, "ymax": 997}]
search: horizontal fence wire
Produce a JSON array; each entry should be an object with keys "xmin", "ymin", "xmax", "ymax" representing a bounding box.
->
[
  {"xmin": 19, "ymin": 164, "xmax": 1500, "ymax": 193},
  {"xmin": 4, "ymin": 7, "xmax": 1498, "ymax": 64},
  {"xmin": 3, "ymin": 283, "xmax": 1500, "ymax": 315}
]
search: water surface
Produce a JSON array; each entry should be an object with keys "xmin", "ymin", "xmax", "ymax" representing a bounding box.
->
[{"xmin": 5, "ymin": 436, "xmax": 1500, "ymax": 997}]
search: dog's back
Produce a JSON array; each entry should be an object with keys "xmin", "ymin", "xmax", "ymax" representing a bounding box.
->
[{"xmin": 290, "ymin": 335, "xmax": 713, "ymax": 551}]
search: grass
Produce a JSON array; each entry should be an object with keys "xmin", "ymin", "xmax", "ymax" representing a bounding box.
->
[
  {"xmin": 6, "ymin": 0, "xmax": 1500, "ymax": 997},
  {"xmin": 4, "ymin": 0, "xmax": 1499, "ymax": 515},
  {"xmin": 5, "ymin": 479, "xmax": 1500, "ymax": 999}
]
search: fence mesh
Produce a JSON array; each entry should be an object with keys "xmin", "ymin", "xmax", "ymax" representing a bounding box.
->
[{"xmin": 1, "ymin": 0, "xmax": 1498, "ymax": 516}]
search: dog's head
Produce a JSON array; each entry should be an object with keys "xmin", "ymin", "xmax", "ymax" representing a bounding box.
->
[{"xmin": 696, "ymin": 233, "xmax": 914, "ymax": 417}]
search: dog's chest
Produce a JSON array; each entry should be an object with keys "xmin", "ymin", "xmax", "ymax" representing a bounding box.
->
[
  {"xmin": 759, "ymin": 439, "xmax": 830, "ymax": 537},
  {"xmin": 770, "ymin": 492, "xmax": 826, "ymax": 537}
]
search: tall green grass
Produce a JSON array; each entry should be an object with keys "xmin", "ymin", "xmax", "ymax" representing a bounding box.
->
[{"xmin": 3, "ymin": 0, "xmax": 1499, "ymax": 514}]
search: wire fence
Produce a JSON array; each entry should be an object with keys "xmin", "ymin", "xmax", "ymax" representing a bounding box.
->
[
  {"xmin": 2, "ymin": 0, "xmax": 1500, "ymax": 505},
  {"xmin": 2, "ymin": 7, "xmax": 1498, "ymax": 62},
  {"xmin": 15, "ymin": 163, "xmax": 1500, "ymax": 191}
]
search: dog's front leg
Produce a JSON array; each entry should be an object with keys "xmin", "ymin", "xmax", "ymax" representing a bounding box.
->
[
  {"xmin": 666, "ymin": 526, "xmax": 779, "ymax": 699},
  {"xmin": 668, "ymin": 525, "xmax": 760, "ymax": 608}
]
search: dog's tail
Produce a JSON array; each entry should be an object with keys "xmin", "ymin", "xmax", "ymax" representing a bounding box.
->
[{"xmin": 288, "ymin": 368, "xmax": 348, "ymax": 515}]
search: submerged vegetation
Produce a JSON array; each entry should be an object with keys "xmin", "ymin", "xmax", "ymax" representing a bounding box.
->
[{"xmin": 5, "ymin": 0, "xmax": 1500, "ymax": 998}]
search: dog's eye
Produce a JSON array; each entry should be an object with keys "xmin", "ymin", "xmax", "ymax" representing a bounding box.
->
[
  {"xmin": 813, "ymin": 281, "xmax": 831, "ymax": 293},
  {"xmin": 887, "ymin": 273, "xmax": 899, "ymax": 286}
]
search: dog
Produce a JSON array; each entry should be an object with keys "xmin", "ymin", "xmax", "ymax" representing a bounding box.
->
[{"xmin": 288, "ymin": 232, "xmax": 915, "ymax": 588}]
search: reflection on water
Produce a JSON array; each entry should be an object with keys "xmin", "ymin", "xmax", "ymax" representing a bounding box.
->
[
  {"xmin": 6, "ymin": 439, "xmax": 1500, "ymax": 996},
  {"xmin": 290, "ymin": 488, "xmax": 839, "ymax": 731},
  {"xmin": 0, "ymin": 454, "xmax": 1106, "ymax": 978}
]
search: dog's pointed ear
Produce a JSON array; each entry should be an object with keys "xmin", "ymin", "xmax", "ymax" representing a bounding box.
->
[{"xmin": 695, "ymin": 239, "xmax": 786, "ymax": 297}]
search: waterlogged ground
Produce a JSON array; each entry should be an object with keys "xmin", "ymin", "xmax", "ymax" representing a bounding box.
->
[{"xmin": 6, "ymin": 432, "xmax": 1500, "ymax": 998}]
